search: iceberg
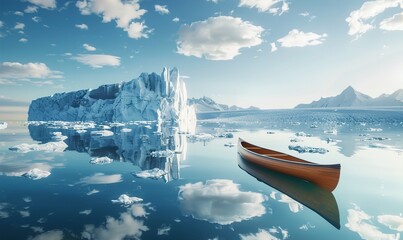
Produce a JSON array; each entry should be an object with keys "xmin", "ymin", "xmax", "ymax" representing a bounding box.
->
[
  {"xmin": 28, "ymin": 67, "xmax": 196, "ymax": 134},
  {"xmin": 23, "ymin": 168, "xmax": 51, "ymax": 180},
  {"xmin": 0, "ymin": 121, "xmax": 7, "ymax": 130},
  {"xmin": 111, "ymin": 194, "xmax": 143, "ymax": 205},
  {"xmin": 90, "ymin": 156, "xmax": 113, "ymax": 165}
]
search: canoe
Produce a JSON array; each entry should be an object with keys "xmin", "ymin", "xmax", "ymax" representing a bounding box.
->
[
  {"xmin": 237, "ymin": 138, "xmax": 341, "ymax": 191},
  {"xmin": 238, "ymin": 156, "xmax": 340, "ymax": 229}
]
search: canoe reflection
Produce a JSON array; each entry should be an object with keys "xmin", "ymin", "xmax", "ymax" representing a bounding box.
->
[{"xmin": 238, "ymin": 156, "xmax": 340, "ymax": 229}]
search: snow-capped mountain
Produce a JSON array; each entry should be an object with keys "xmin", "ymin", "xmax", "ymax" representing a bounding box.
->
[
  {"xmin": 188, "ymin": 96, "xmax": 259, "ymax": 112},
  {"xmin": 295, "ymin": 86, "xmax": 403, "ymax": 108},
  {"xmin": 28, "ymin": 67, "xmax": 196, "ymax": 133}
]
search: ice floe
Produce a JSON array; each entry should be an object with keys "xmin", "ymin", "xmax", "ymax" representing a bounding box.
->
[
  {"xmin": 91, "ymin": 130, "xmax": 114, "ymax": 137},
  {"xmin": 0, "ymin": 121, "xmax": 7, "ymax": 130},
  {"xmin": 187, "ymin": 133, "xmax": 214, "ymax": 142},
  {"xmin": 23, "ymin": 168, "xmax": 51, "ymax": 180},
  {"xmin": 9, "ymin": 141, "xmax": 68, "ymax": 153},
  {"xmin": 134, "ymin": 168, "xmax": 167, "ymax": 179},
  {"xmin": 90, "ymin": 157, "xmax": 113, "ymax": 165},
  {"xmin": 288, "ymin": 145, "xmax": 328, "ymax": 154},
  {"xmin": 51, "ymin": 132, "xmax": 68, "ymax": 141},
  {"xmin": 111, "ymin": 194, "xmax": 143, "ymax": 205}
]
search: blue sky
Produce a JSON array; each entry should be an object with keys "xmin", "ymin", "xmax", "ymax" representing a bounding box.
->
[{"xmin": 0, "ymin": 0, "xmax": 402, "ymax": 109}]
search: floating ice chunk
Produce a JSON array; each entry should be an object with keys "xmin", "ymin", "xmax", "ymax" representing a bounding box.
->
[
  {"xmin": 121, "ymin": 128, "xmax": 132, "ymax": 133},
  {"xmin": 295, "ymin": 132, "xmax": 312, "ymax": 137},
  {"xmin": 150, "ymin": 150, "xmax": 174, "ymax": 158},
  {"xmin": 23, "ymin": 168, "xmax": 51, "ymax": 180},
  {"xmin": 288, "ymin": 145, "xmax": 328, "ymax": 154},
  {"xmin": 290, "ymin": 138, "xmax": 303, "ymax": 143},
  {"xmin": 224, "ymin": 143, "xmax": 235, "ymax": 147},
  {"xmin": 0, "ymin": 121, "xmax": 7, "ymax": 130},
  {"xmin": 51, "ymin": 132, "xmax": 68, "ymax": 141},
  {"xmin": 111, "ymin": 194, "xmax": 143, "ymax": 205},
  {"xmin": 134, "ymin": 168, "xmax": 167, "ymax": 179},
  {"xmin": 364, "ymin": 128, "xmax": 383, "ymax": 132},
  {"xmin": 9, "ymin": 141, "xmax": 68, "ymax": 153},
  {"xmin": 90, "ymin": 130, "xmax": 114, "ymax": 137},
  {"xmin": 188, "ymin": 133, "xmax": 215, "ymax": 142},
  {"xmin": 90, "ymin": 156, "xmax": 113, "ymax": 165},
  {"xmin": 323, "ymin": 129, "xmax": 337, "ymax": 135}
]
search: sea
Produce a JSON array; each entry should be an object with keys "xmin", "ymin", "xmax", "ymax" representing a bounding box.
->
[{"xmin": 0, "ymin": 108, "xmax": 402, "ymax": 240}]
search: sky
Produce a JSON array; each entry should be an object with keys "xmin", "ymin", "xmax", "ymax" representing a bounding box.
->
[{"xmin": 0, "ymin": 0, "xmax": 403, "ymax": 111}]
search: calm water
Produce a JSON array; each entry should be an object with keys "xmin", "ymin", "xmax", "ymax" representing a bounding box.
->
[{"xmin": 0, "ymin": 109, "xmax": 402, "ymax": 240}]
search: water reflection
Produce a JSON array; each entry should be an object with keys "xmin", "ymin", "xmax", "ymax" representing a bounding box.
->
[
  {"xmin": 238, "ymin": 156, "xmax": 340, "ymax": 229},
  {"xmin": 28, "ymin": 121, "xmax": 188, "ymax": 182},
  {"xmin": 178, "ymin": 179, "xmax": 266, "ymax": 225}
]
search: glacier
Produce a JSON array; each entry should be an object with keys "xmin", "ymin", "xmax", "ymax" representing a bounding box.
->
[{"xmin": 28, "ymin": 67, "xmax": 196, "ymax": 134}]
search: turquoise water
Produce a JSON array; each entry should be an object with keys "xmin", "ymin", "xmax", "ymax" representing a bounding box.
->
[{"xmin": 0, "ymin": 109, "xmax": 402, "ymax": 239}]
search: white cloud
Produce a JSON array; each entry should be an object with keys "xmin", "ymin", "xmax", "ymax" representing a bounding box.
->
[
  {"xmin": 76, "ymin": 0, "xmax": 149, "ymax": 39},
  {"xmin": 155, "ymin": 5, "xmax": 169, "ymax": 15},
  {"xmin": 177, "ymin": 16, "xmax": 264, "ymax": 60},
  {"xmin": 239, "ymin": 0, "xmax": 289, "ymax": 15},
  {"xmin": 207, "ymin": 0, "xmax": 219, "ymax": 3},
  {"xmin": 239, "ymin": 229, "xmax": 280, "ymax": 240},
  {"xmin": 277, "ymin": 193, "xmax": 303, "ymax": 213},
  {"xmin": 72, "ymin": 54, "xmax": 120, "ymax": 68},
  {"xmin": 15, "ymin": 11, "xmax": 24, "ymax": 16},
  {"xmin": 83, "ymin": 43, "xmax": 96, "ymax": 51},
  {"xmin": 19, "ymin": 38, "xmax": 28, "ymax": 43},
  {"xmin": 14, "ymin": 22, "xmax": 25, "ymax": 30},
  {"xmin": 277, "ymin": 29, "xmax": 327, "ymax": 48},
  {"xmin": 178, "ymin": 179, "xmax": 266, "ymax": 225},
  {"xmin": 0, "ymin": 62, "xmax": 62, "ymax": 84},
  {"xmin": 172, "ymin": 17, "xmax": 180, "ymax": 23},
  {"xmin": 0, "ymin": 21, "xmax": 3, "ymax": 28},
  {"xmin": 345, "ymin": 207, "xmax": 400, "ymax": 240},
  {"xmin": 81, "ymin": 204, "xmax": 149, "ymax": 240},
  {"xmin": 86, "ymin": 189, "xmax": 99, "ymax": 195},
  {"xmin": 25, "ymin": 6, "xmax": 39, "ymax": 13},
  {"xmin": 270, "ymin": 42, "xmax": 277, "ymax": 52},
  {"xmin": 31, "ymin": 230, "xmax": 63, "ymax": 240},
  {"xmin": 79, "ymin": 173, "xmax": 123, "ymax": 184},
  {"xmin": 377, "ymin": 215, "xmax": 403, "ymax": 231},
  {"xmin": 20, "ymin": 210, "xmax": 30, "ymax": 217},
  {"xmin": 27, "ymin": 0, "xmax": 56, "ymax": 9},
  {"xmin": 346, "ymin": 0, "xmax": 403, "ymax": 37},
  {"xmin": 75, "ymin": 23, "xmax": 88, "ymax": 30},
  {"xmin": 32, "ymin": 16, "xmax": 41, "ymax": 22},
  {"xmin": 79, "ymin": 209, "xmax": 92, "ymax": 215},
  {"xmin": 380, "ymin": 12, "xmax": 403, "ymax": 31}
]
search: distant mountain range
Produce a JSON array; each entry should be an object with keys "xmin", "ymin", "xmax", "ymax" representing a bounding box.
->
[
  {"xmin": 188, "ymin": 96, "xmax": 260, "ymax": 112},
  {"xmin": 295, "ymin": 86, "xmax": 403, "ymax": 108}
]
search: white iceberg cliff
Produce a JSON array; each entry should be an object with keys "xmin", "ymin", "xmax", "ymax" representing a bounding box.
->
[
  {"xmin": 23, "ymin": 168, "xmax": 51, "ymax": 180},
  {"xmin": 28, "ymin": 67, "xmax": 196, "ymax": 134}
]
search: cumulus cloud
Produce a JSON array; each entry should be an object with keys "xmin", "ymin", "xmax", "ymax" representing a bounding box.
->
[
  {"xmin": 31, "ymin": 230, "xmax": 63, "ymax": 240},
  {"xmin": 19, "ymin": 38, "xmax": 28, "ymax": 43},
  {"xmin": 270, "ymin": 42, "xmax": 277, "ymax": 52},
  {"xmin": 14, "ymin": 22, "xmax": 25, "ymax": 30},
  {"xmin": 345, "ymin": 207, "xmax": 400, "ymax": 240},
  {"xmin": 80, "ymin": 209, "xmax": 92, "ymax": 215},
  {"xmin": 27, "ymin": 0, "xmax": 56, "ymax": 9},
  {"xmin": 155, "ymin": 5, "xmax": 169, "ymax": 15},
  {"xmin": 377, "ymin": 214, "xmax": 403, "ymax": 232},
  {"xmin": 272, "ymin": 192, "xmax": 303, "ymax": 213},
  {"xmin": 172, "ymin": 17, "xmax": 180, "ymax": 23},
  {"xmin": 346, "ymin": 0, "xmax": 403, "ymax": 37},
  {"xmin": 15, "ymin": 11, "xmax": 24, "ymax": 16},
  {"xmin": 32, "ymin": 16, "xmax": 41, "ymax": 22},
  {"xmin": 81, "ymin": 204, "xmax": 149, "ymax": 240},
  {"xmin": 239, "ymin": 229, "xmax": 280, "ymax": 240},
  {"xmin": 239, "ymin": 0, "xmax": 289, "ymax": 15},
  {"xmin": 76, "ymin": 0, "xmax": 149, "ymax": 39},
  {"xmin": 157, "ymin": 225, "xmax": 171, "ymax": 236},
  {"xmin": 79, "ymin": 173, "xmax": 123, "ymax": 184},
  {"xmin": 380, "ymin": 12, "xmax": 403, "ymax": 31},
  {"xmin": 25, "ymin": 6, "xmax": 39, "ymax": 13},
  {"xmin": 72, "ymin": 54, "xmax": 120, "ymax": 68},
  {"xmin": 83, "ymin": 43, "xmax": 96, "ymax": 51},
  {"xmin": 0, "ymin": 62, "xmax": 62, "ymax": 85},
  {"xmin": 277, "ymin": 29, "xmax": 327, "ymax": 48},
  {"xmin": 76, "ymin": 23, "xmax": 88, "ymax": 30},
  {"xmin": 178, "ymin": 179, "xmax": 266, "ymax": 225},
  {"xmin": 177, "ymin": 16, "xmax": 264, "ymax": 60}
]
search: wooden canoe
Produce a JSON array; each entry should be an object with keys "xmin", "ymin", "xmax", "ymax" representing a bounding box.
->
[
  {"xmin": 238, "ymin": 138, "xmax": 341, "ymax": 191},
  {"xmin": 238, "ymin": 156, "xmax": 340, "ymax": 229}
]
